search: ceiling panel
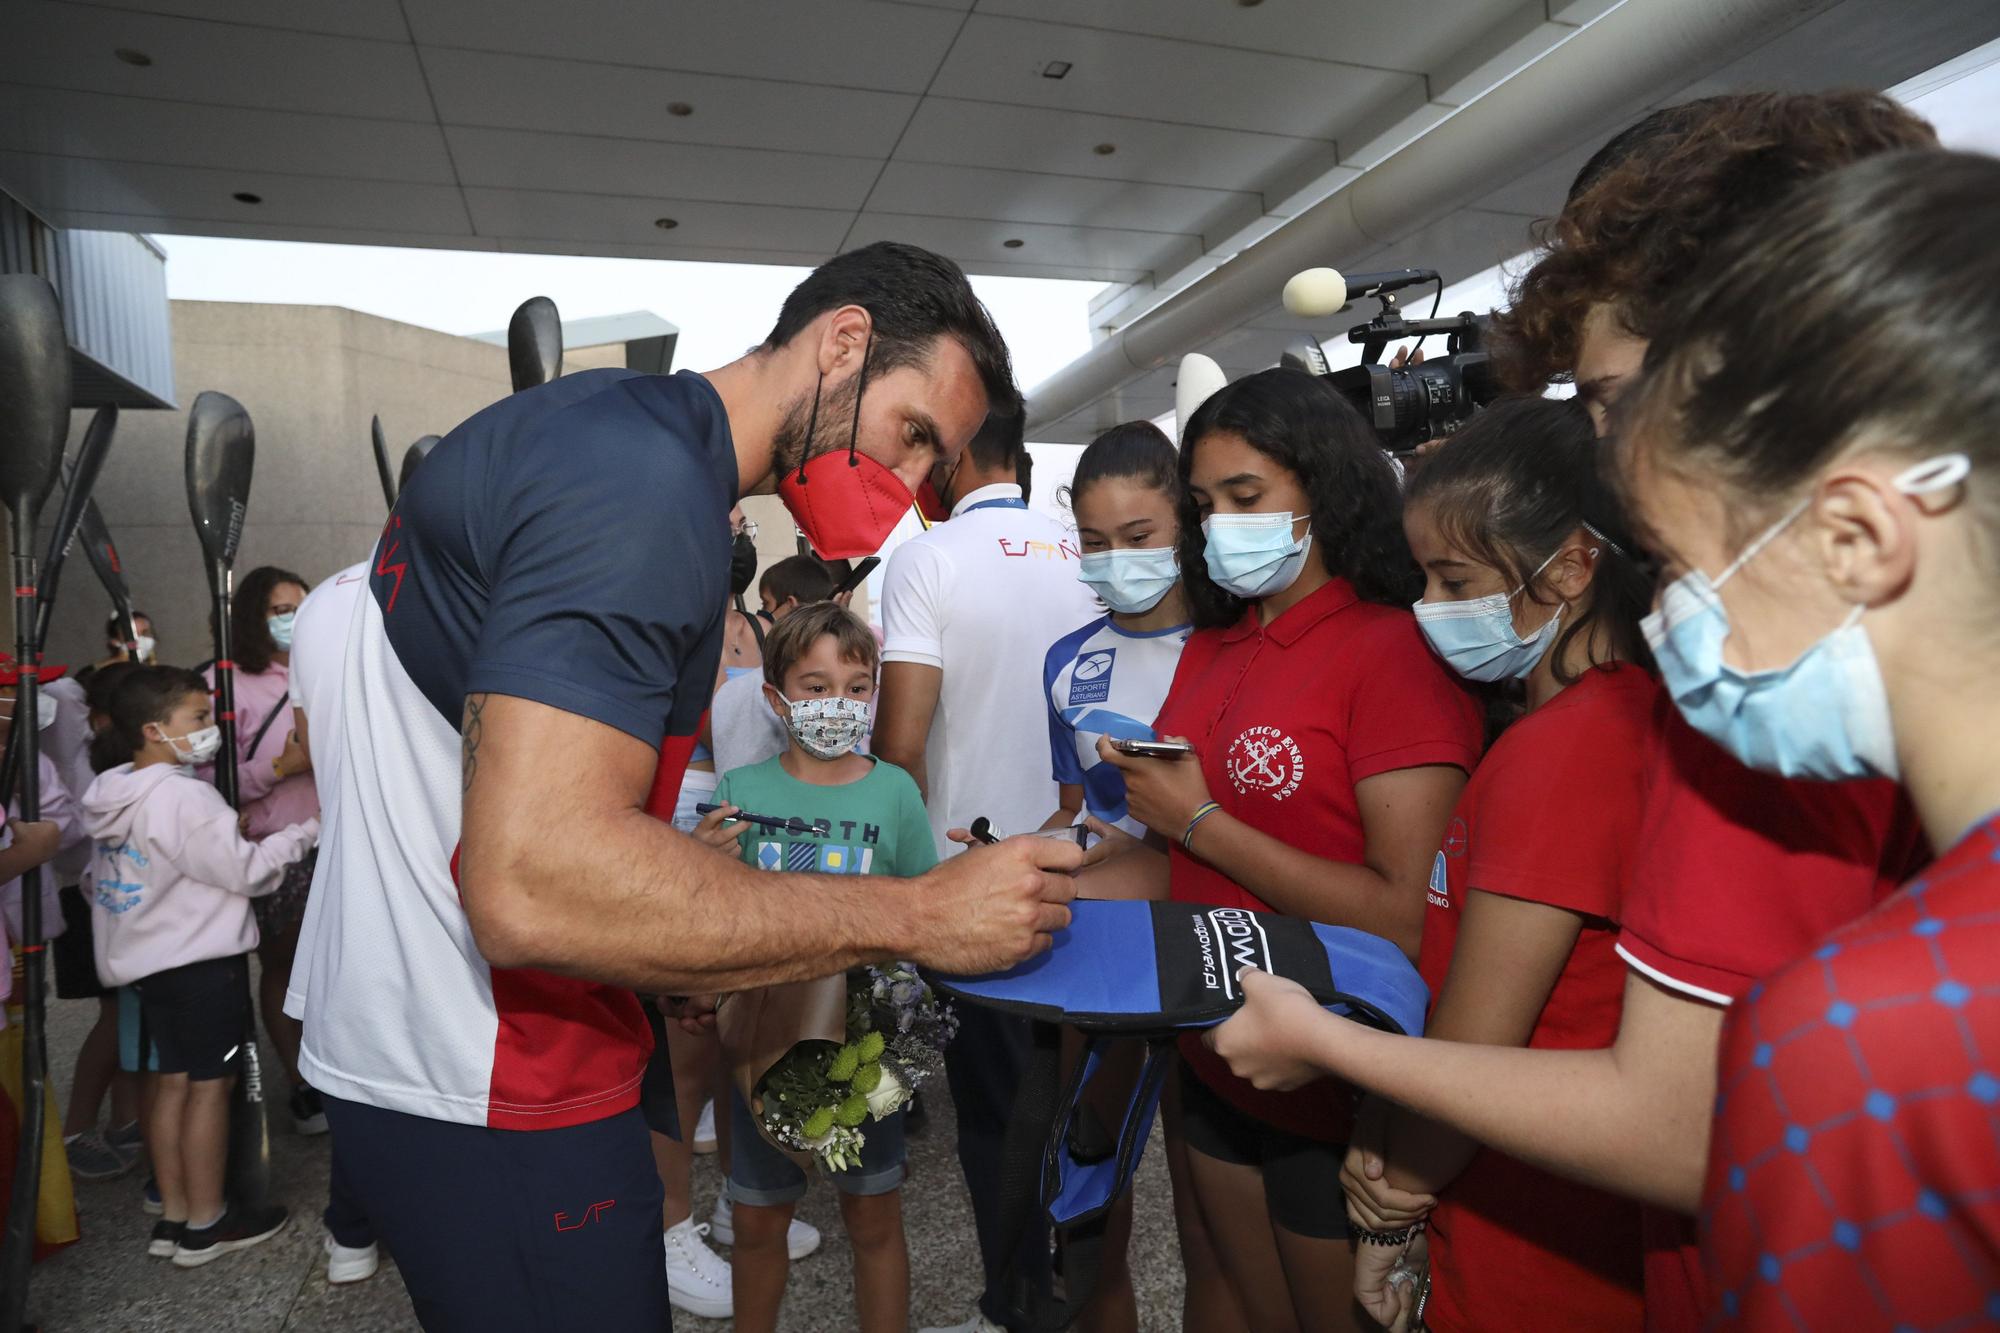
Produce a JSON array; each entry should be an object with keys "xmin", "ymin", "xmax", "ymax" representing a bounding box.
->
[
  {"xmin": 0, "ymin": 152, "xmax": 470, "ymax": 233},
  {"xmin": 1, "ymin": 0, "xmax": 433, "ymax": 120},
  {"xmin": 463, "ymin": 187, "xmax": 853, "ymax": 252},
  {"xmin": 844, "ymin": 211, "xmax": 1201, "ymax": 279},
  {"xmin": 446, "ymin": 126, "xmax": 877, "ymax": 210},
  {"xmin": 421, "ymin": 47, "xmax": 916, "ymax": 160},
  {"xmin": 54, "ymin": 211, "xmax": 504, "ymax": 252},
  {"xmin": 404, "ymin": 0, "xmax": 965, "ymax": 94},
  {"xmin": 865, "ymin": 161, "xmax": 1259, "ymax": 238},
  {"xmin": 935, "ymin": 15, "xmax": 1422, "ymax": 139},
  {"xmin": 895, "ymin": 97, "xmax": 1336, "ymax": 195},
  {"xmin": 47, "ymin": 0, "xmax": 411, "ymax": 42},
  {"xmin": 0, "ymin": 86, "xmax": 456, "ymax": 184},
  {"xmin": 976, "ymin": 0, "xmax": 1544, "ymax": 74}
]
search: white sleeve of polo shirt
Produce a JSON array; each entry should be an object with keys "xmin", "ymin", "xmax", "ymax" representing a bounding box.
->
[{"xmin": 880, "ymin": 539, "xmax": 951, "ymax": 668}]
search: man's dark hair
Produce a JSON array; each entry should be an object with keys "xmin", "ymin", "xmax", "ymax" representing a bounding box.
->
[
  {"xmin": 759, "ymin": 554, "xmax": 837, "ymax": 609},
  {"xmin": 1493, "ymin": 91, "xmax": 1937, "ymax": 391},
  {"xmin": 763, "ymin": 242, "xmax": 1021, "ymax": 420},
  {"xmin": 967, "ymin": 408, "xmax": 1026, "ymax": 473}
]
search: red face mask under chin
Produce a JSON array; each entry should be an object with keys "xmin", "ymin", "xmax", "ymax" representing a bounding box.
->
[{"xmin": 776, "ymin": 331, "xmax": 916, "ymax": 560}]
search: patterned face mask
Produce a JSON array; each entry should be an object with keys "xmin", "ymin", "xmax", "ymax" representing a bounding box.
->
[{"xmin": 779, "ymin": 695, "xmax": 872, "ymax": 760}]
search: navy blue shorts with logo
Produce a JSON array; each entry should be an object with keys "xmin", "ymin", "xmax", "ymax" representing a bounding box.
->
[{"xmin": 322, "ymin": 1095, "xmax": 669, "ymax": 1332}]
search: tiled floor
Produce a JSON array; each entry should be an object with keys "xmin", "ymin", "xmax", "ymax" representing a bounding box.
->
[{"xmin": 24, "ymin": 981, "xmax": 1187, "ymax": 1330}]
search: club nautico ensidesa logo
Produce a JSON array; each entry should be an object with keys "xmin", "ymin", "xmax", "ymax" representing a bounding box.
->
[{"xmin": 1225, "ymin": 725, "xmax": 1305, "ymax": 801}]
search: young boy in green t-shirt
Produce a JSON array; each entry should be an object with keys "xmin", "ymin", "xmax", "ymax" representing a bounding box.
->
[{"xmin": 706, "ymin": 601, "xmax": 934, "ymax": 1333}]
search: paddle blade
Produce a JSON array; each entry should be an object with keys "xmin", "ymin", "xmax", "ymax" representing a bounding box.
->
[
  {"xmin": 36, "ymin": 404, "xmax": 119, "ymax": 644},
  {"xmin": 0, "ymin": 275, "xmax": 72, "ymax": 532},
  {"xmin": 185, "ymin": 390, "xmax": 255, "ymax": 571},
  {"xmin": 399, "ymin": 434, "xmax": 439, "ymax": 494},
  {"xmin": 508, "ymin": 296, "xmax": 562, "ymax": 392},
  {"xmin": 370, "ymin": 413, "xmax": 396, "ymax": 510}
]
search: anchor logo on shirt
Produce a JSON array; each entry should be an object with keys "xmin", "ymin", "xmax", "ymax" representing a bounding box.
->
[{"xmin": 1225, "ymin": 726, "xmax": 1305, "ymax": 802}]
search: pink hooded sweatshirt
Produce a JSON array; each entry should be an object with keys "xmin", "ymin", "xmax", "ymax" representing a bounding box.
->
[{"xmin": 84, "ymin": 762, "xmax": 319, "ymax": 987}]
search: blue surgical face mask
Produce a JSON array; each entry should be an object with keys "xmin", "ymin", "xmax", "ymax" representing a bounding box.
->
[
  {"xmin": 1642, "ymin": 453, "xmax": 1969, "ymax": 782},
  {"xmin": 1413, "ymin": 544, "xmax": 1576, "ymax": 683},
  {"xmin": 1201, "ymin": 511, "xmax": 1313, "ymax": 600},
  {"xmin": 1079, "ymin": 546, "xmax": 1179, "ymax": 615},
  {"xmin": 268, "ymin": 612, "xmax": 296, "ymax": 651}
]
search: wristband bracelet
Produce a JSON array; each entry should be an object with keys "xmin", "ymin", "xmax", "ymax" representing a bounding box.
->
[
  {"xmin": 1355, "ymin": 1219, "xmax": 1427, "ymax": 1247},
  {"xmin": 1182, "ymin": 801, "xmax": 1222, "ymax": 851}
]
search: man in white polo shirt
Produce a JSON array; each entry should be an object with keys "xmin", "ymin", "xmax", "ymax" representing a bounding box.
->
[{"xmin": 874, "ymin": 409, "xmax": 1097, "ymax": 1333}]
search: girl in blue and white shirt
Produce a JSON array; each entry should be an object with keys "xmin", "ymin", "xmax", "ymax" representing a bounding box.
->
[{"xmin": 1042, "ymin": 421, "xmax": 1193, "ymax": 841}]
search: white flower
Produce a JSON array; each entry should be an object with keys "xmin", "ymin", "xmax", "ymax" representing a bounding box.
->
[{"xmin": 863, "ymin": 1066, "xmax": 909, "ymax": 1118}]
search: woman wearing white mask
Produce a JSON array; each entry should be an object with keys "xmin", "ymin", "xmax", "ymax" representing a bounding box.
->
[
  {"xmin": 1094, "ymin": 367, "xmax": 1482, "ymax": 1331},
  {"xmin": 1041, "ymin": 421, "xmax": 1193, "ymax": 841},
  {"xmin": 1346, "ymin": 395, "xmax": 1660, "ymax": 1331},
  {"xmin": 200, "ymin": 565, "xmax": 321, "ymax": 1136}
]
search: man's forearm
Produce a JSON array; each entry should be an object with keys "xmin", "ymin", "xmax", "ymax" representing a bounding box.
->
[{"xmin": 472, "ymin": 805, "xmax": 938, "ymax": 993}]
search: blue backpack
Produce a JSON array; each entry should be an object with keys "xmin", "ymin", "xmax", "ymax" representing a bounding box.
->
[{"xmin": 932, "ymin": 899, "xmax": 1428, "ymax": 1330}]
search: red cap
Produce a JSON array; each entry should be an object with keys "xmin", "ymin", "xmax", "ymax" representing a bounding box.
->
[{"xmin": 0, "ymin": 654, "xmax": 68, "ymax": 686}]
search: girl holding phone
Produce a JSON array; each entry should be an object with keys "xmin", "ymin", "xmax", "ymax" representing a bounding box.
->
[{"xmin": 1096, "ymin": 368, "xmax": 1482, "ymax": 1331}]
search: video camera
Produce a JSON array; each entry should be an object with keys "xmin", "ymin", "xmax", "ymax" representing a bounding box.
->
[{"xmin": 1278, "ymin": 267, "xmax": 1499, "ymax": 453}]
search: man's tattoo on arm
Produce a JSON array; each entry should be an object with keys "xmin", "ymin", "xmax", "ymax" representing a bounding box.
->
[{"xmin": 462, "ymin": 693, "xmax": 486, "ymax": 794}]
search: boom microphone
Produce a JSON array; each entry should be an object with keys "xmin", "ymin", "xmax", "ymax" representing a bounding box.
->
[{"xmin": 1281, "ymin": 267, "xmax": 1439, "ymax": 319}]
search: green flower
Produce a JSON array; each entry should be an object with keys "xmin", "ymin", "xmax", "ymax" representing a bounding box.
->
[
  {"xmin": 857, "ymin": 1030, "xmax": 886, "ymax": 1063},
  {"xmin": 803, "ymin": 1105, "xmax": 835, "ymax": 1139},
  {"xmin": 850, "ymin": 1062, "xmax": 883, "ymax": 1094},
  {"xmin": 835, "ymin": 1093, "xmax": 870, "ymax": 1127},
  {"xmin": 828, "ymin": 1044, "xmax": 861, "ymax": 1082}
]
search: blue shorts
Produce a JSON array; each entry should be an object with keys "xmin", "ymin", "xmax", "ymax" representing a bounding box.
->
[
  {"xmin": 726, "ymin": 1088, "xmax": 905, "ymax": 1207},
  {"xmin": 321, "ymin": 1096, "xmax": 669, "ymax": 1332}
]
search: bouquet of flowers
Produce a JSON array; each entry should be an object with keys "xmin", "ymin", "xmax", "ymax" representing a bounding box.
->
[{"xmin": 752, "ymin": 963, "xmax": 958, "ymax": 1172}]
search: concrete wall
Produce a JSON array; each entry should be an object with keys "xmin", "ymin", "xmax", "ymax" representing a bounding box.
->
[{"xmin": 44, "ymin": 300, "xmax": 517, "ymax": 670}]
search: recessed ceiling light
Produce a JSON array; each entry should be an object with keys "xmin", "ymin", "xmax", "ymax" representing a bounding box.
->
[
  {"xmin": 1003, "ymin": 238, "xmax": 1025, "ymax": 249},
  {"xmin": 667, "ymin": 102, "xmax": 693, "ymax": 117},
  {"xmin": 232, "ymin": 191, "xmax": 262, "ymax": 205},
  {"xmin": 114, "ymin": 47, "xmax": 153, "ymax": 66},
  {"xmin": 1041, "ymin": 60, "xmax": 1072, "ymax": 79},
  {"xmin": 1093, "ymin": 143, "xmax": 1117, "ymax": 156},
  {"xmin": 654, "ymin": 217, "xmax": 679, "ymax": 230}
]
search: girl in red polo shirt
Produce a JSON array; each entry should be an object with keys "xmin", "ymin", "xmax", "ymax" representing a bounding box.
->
[
  {"xmin": 1099, "ymin": 367, "xmax": 1482, "ymax": 1331},
  {"xmin": 1352, "ymin": 395, "xmax": 1659, "ymax": 1330}
]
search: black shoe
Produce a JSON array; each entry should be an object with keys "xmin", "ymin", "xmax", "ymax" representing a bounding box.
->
[
  {"xmin": 290, "ymin": 1084, "xmax": 328, "ymax": 1136},
  {"xmin": 147, "ymin": 1219, "xmax": 184, "ymax": 1258},
  {"xmin": 904, "ymin": 1091, "xmax": 929, "ymax": 1137},
  {"xmin": 172, "ymin": 1204, "xmax": 289, "ymax": 1267}
]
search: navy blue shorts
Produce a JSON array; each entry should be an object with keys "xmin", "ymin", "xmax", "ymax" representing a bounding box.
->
[{"xmin": 322, "ymin": 1095, "xmax": 670, "ymax": 1332}]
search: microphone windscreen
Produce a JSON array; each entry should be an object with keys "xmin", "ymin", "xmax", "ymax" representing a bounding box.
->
[
  {"xmin": 1175, "ymin": 354, "xmax": 1229, "ymax": 443},
  {"xmin": 1282, "ymin": 267, "xmax": 1349, "ymax": 318}
]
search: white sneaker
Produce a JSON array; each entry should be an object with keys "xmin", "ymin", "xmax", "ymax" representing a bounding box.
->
[
  {"xmin": 692, "ymin": 1099, "xmax": 718, "ymax": 1155},
  {"xmin": 324, "ymin": 1232, "xmax": 380, "ymax": 1284},
  {"xmin": 709, "ymin": 1191, "xmax": 822, "ymax": 1260},
  {"xmin": 918, "ymin": 1315, "xmax": 1006, "ymax": 1333},
  {"xmin": 662, "ymin": 1218, "xmax": 732, "ymax": 1319}
]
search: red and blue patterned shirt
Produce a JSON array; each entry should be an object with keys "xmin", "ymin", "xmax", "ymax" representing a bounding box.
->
[{"xmin": 1703, "ymin": 811, "xmax": 2000, "ymax": 1329}]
